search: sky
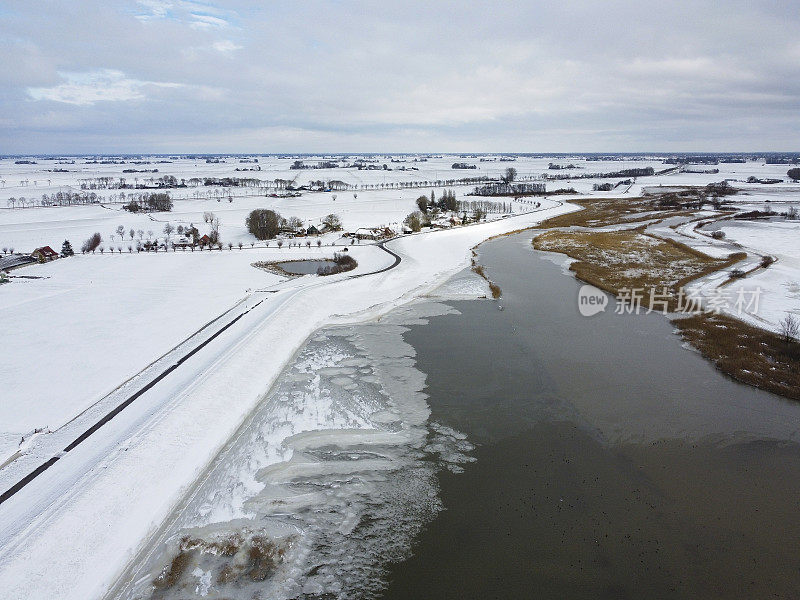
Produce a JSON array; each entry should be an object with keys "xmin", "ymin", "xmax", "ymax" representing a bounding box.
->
[{"xmin": 0, "ymin": 0, "xmax": 798, "ymax": 153}]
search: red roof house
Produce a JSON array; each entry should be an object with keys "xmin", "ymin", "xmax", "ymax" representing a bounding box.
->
[{"xmin": 31, "ymin": 246, "xmax": 59, "ymax": 262}]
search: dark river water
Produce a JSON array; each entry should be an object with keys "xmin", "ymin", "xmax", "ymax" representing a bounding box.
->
[{"xmin": 380, "ymin": 232, "xmax": 800, "ymax": 600}]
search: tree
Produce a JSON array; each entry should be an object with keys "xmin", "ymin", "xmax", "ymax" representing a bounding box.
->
[
  {"xmin": 209, "ymin": 215, "xmax": 220, "ymax": 244},
  {"xmin": 286, "ymin": 216, "xmax": 304, "ymax": 231},
  {"xmin": 404, "ymin": 211, "xmax": 423, "ymax": 232},
  {"xmin": 788, "ymin": 168, "xmax": 800, "ymax": 181},
  {"xmin": 163, "ymin": 223, "xmax": 175, "ymax": 239},
  {"xmin": 779, "ymin": 313, "xmax": 799, "ymax": 343},
  {"xmin": 147, "ymin": 193, "xmax": 172, "ymax": 212},
  {"xmin": 116, "ymin": 225, "xmax": 125, "ymax": 240},
  {"xmin": 81, "ymin": 233, "xmax": 101, "ymax": 253},
  {"xmin": 322, "ymin": 213, "xmax": 342, "ymax": 231},
  {"xmin": 416, "ymin": 196, "xmax": 429, "ymax": 213},
  {"xmin": 186, "ymin": 224, "xmax": 200, "ymax": 244},
  {"xmin": 246, "ymin": 209, "xmax": 282, "ymax": 240},
  {"xmin": 438, "ymin": 189, "xmax": 457, "ymax": 212},
  {"xmin": 137, "ymin": 229, "xmax": 144, "ymax": 240},
  {"xmin": 503, "ymin": 167, "xmax": 517, "ymax": 183},
  {"xmin": 61, "ymin": 240, "xmax": 74, "ymax": 257},
  {"xmin": 129, "ymin": 227, "xmax": 135, "ymax": 240}
]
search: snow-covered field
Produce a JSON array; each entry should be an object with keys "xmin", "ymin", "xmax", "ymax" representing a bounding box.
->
[
  {"xmin": 713, "ymin": 220, "xmax": 800, "ymax": 328},
  {"xmin": 0, "ymin": 245, "xmax": 393, "ymax": 450},
  {"xmin": 2, "ymin": 155, "xmax": 798, "ymax": 252}
]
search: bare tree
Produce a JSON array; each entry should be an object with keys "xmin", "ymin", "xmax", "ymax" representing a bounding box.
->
[
  {"xmin": 116, "ymin": 225, "xmax": 125, "ymax": 240},
  {"xmin": 209, "ymin": 216, "xmax": 220, "ymax": 244},
  {"xmin": 322, "ymin": 213, "xmax": 342, "ymax": 231},
  {"xmin": 780, "ymin": 313, "xmax": 799, "ymax": 343},
  {"xmin": 81, "ymin": 233, "xmax": 102, "ymax": 253},
  {"xmin": 129, "ymin": 227, "xmax": 135, "ymax": 240}
]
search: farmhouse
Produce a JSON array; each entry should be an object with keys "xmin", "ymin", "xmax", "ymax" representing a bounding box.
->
[
  {"xmin": 31, "ymin": 246, "xmax": 59, "ymax": 262},
  {"xmin": 353, "ymin": 228, "xmax": 377, "ymax": 240}
]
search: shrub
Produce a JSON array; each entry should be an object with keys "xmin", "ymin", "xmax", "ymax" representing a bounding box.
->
[
  {"xmin": 81, "ymin": 232, "xmax": 101, "ymax": 253},
  {"xmin": 780, "ymin": 314, "xmax": 799, "ymax": 344},
  {"xmin": 246, "ymin": 209, "xmax": 282, "ymax": 240},
  {"xmin": 316, "ymin": 252, "xmax": 358, "ymax": 276}
]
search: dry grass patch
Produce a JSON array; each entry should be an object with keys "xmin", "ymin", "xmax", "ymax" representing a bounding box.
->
[
  {"xmin": 151, "ymin": 530, "xmax": 291, "ymax": 594},
  {"xmin": 533, "ymin": 197, "xmax": 693, "ymax": 229},
  {"xmin": 675, "ymin": 313, "xmax": 800, "ymax": 400},
  {"xmin": 533, "ymin": 228, "xmax": 740, "ymax": 308}
]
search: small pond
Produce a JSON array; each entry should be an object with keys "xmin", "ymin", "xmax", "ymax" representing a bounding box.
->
[{"xmin": 277, "ymin": 259, "xmax": 337, "ymax": 275}]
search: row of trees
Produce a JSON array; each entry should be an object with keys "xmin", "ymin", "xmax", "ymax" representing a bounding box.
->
[{"xmin": 8, "ymin": 191, "xmax": 101, "ymax": 208}]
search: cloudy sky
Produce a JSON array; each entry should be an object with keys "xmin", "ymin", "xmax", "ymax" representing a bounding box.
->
[{"xmin": 1, "ymin": 0, "xmax": 798, "ymax": 153}]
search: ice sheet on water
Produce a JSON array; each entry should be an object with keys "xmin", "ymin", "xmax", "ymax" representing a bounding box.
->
[{"xmin": 111, "ymin": 300, "xmax": 474, "ymax": 600}]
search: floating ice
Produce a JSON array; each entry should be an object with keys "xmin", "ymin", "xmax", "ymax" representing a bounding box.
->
[{"xmin": 110, "ymin": 300, "xmax": 474, "ymax": 600}]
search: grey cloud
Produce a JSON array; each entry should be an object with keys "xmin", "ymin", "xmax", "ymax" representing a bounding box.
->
[{"xmin": 0, "ymin": 0, "xmax": 798, "ymax": 153}]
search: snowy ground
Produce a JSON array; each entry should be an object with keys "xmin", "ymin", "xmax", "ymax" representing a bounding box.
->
[
  {"xmin": 2, "ymin": 155, "xmax": 798, "ymax": 252},
  {"xmin": 705, "ymin": 220, "xmax": 800, "ymax": 330},
  {"xmin": 0, "ymin": 244, "xmax": 392, "ymax": 462}
]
